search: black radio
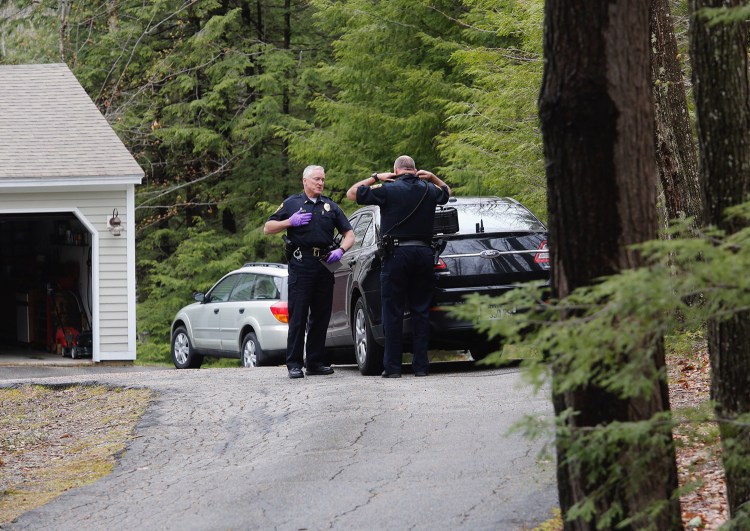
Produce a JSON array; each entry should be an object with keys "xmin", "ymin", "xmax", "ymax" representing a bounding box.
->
[{"xmin": 433, "ymin": 206, "xmax": 459, "ymax": 235}]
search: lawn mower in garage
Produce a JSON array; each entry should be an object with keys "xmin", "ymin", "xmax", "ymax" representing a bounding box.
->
[{"xmin": 52, "ymin": 289, "xmax": 92, "ymax": 359}]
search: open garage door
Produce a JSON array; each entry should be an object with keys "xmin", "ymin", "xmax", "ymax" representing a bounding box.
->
[{"xmin": 0, "ymin": 213, "xmax": 93, "ymax": 358}]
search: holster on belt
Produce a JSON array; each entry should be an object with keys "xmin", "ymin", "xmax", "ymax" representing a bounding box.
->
[
  {"xmin": 377, "ymin": 235, "xmax": 395, "ymax": 258},
  {"xmin": 282, "ymin": 235, "xmax": 296, "ymax": 261}
]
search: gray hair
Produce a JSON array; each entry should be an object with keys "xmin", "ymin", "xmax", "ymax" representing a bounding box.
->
[
  {"xmin": 394, "ymin": 155, "xmax": 416, "ymax": 171},
  {"xmin": 302, "ymin": 165, "xmax": 325, "ymax": 179}
]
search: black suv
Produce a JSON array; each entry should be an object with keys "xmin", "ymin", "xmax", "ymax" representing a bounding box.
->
[{"xmin": 326, "ymin": 196, "xmax": 550, "ymax": 375}]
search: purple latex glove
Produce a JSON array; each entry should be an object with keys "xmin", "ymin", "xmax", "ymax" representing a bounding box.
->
[
  {"xmin": 289, "ymin": 209, "xmax": 312, "ymax": 227},
  {"xmin": 325, "ymin": 248, "xmax": 344, "ymax": 264}
]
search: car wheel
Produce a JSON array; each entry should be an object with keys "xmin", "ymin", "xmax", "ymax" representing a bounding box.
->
[
  {"xmin": 171, "ymin": 326, "xmax": 204, "ymax": 369},
  {"xmin": 353, "ymin": 298, "xmax": 384, "ymax": 375},
  {"xmin": 241, "ymin": 332, "xmax": 264, "ymax": 368}
]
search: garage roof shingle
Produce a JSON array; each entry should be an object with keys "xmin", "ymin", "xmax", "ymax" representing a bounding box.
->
[{"xmin": 0, "ymin": 63, "xmax": 144, "ymax": 183}]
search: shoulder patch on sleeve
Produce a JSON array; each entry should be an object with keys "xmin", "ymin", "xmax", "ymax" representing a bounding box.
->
[{"xmin": 371, "ymin": 183, "xmax": 383, "ymax": 189}]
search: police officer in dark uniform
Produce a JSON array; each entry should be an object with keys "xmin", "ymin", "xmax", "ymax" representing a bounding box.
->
[
  {"xmin": 346, "ymin": 155, "xmax": 450, "ymax": 377},
  {"xmin": 265, "ymin": 165, "xmax": 355, "ymax": 379}
]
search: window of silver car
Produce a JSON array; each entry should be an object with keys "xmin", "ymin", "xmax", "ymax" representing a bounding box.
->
[
  {"xmin": 229, "ymin": 273, "xmax": 256, "ymax": 302},
  {"xmin": 208, "ymin": 274, "xmax": 239, "ymax": 302},
  {"xmin": 254, "ymin": 275, "xmax": 279, "ymax": 299}
]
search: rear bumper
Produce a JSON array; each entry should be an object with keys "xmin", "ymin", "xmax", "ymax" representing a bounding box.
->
[
  {"xmin": 433, "ymin": 284, "xmax": 517, "ymax": 303},
  {"xmin": 256, "ymin": 324, "xmax": 289, "ymax": 352},
  {"xmin": 380, "ymin": 302, "xmax": 506, "ymax": 350},
  {"xmin": 362, "ymin": 283, "xmax": 544, "ymax": 350},
  {"xmin": 427, "ymin": 305, "xmax": 502, "ymax": 349}
]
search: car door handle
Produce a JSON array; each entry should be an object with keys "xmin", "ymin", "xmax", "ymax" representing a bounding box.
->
[
  {"xmin": 213, "ymin": 308, "xmax": 219, "ymax": 314},
  {"xmin": 239, "ymin": 308, "xmax": 245, "ymax": 314}
]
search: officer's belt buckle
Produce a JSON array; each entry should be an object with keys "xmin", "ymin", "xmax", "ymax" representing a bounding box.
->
[
  {"xmin": 312, "ymin": 247, "xmax": 322, "ymax": 257},
  {"xmin": 396, "ymin": 239, "xmax": 430, "ymax": 247}
]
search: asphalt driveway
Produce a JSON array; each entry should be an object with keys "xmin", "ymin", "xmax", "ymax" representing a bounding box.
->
[{"xmin": 1, "ymin": 362, "xmax": 557, "ymax": 530}]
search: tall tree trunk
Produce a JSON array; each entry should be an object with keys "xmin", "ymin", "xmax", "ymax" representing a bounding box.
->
[
  {"xmin": 256, "ymin": 0, "xmax": 265, "ymax": 44},
  {"xmin": 650, "ymin": 0, "xmax": 705, "ymax": 227},
  {"xmin": 58, "ymin": 0, "xmax": 70, "ymax": 62},
  {"xmin": 539, "ymin": 1, "xmax": 681, "ymax": 528},
  {"xmin": 689, "ymin": 0, "xmax": 750, "ymax": 521},
  {"xmin": 281, "ymin": 0, "xmax": 291, "ymax": 181},
  {"xmin": 108, "ymin": 0, "xmax": 118, "ymax": 31}
]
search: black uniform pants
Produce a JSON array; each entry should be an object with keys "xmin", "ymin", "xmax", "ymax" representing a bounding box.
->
[
  {"xmin": 380, "ymin": 246, "xmax": 434, "ymax": 374},
  {"xmin": 286, "ymin": 256, "xmax": 334, "ymax": 370}
]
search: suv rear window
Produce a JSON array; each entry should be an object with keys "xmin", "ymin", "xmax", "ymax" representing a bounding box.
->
[{"xmin": 451, "ymin": 200, "xmax": 545, "ymax": 234}]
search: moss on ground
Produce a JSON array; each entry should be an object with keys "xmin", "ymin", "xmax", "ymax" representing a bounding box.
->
[{"xmin": 0, "ymin": 384, "xmax": 153, "ymax": 525}]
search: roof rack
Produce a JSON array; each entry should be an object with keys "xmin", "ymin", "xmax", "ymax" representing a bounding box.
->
[{"xmin": 242, "ymin": 262, "xmax": 288, "ymax": 269}]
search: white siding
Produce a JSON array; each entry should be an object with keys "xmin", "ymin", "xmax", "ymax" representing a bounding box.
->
[{"xmin": 0, "ymin": 188, "xmax": 134, "ymax": 358}]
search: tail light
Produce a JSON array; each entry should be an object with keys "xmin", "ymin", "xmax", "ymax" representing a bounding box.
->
[
  {"xmin": 534, "ymin": 240, "xmax": 549, "ymax": 264},
  {"xmin": 434, "ymin": 258, "xmax": 448, "ymax": 272},
  {"xmin": 270, "ymin": 301, "xmax": 289, "ymax": 323}
]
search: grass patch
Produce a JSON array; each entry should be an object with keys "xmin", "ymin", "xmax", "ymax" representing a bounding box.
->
[{"xmin": 0, "ymin": 384, "xmax": 154, "ymax": 525}]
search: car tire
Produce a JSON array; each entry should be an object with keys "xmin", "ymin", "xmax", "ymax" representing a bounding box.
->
[
  {"xmin": 353, "ymin": 298, "xmax": 384, "ymax": 375},
  {"xmin": 241, "ymin": 331, "xmax": 264, "ymax": 368},
  {"xmin": 172, "ymin": 326, "xmax": 204, "ymax": 369}
]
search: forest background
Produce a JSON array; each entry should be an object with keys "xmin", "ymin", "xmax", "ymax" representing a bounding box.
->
[{"xmin": 2, "ymin": 0, "xmax": 552, "ymax": 363}]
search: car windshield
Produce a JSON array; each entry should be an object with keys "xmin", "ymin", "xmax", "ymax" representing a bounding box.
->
[{"xmin": 448, "ymin": 200, "xmax": 545, "ymax": 234}]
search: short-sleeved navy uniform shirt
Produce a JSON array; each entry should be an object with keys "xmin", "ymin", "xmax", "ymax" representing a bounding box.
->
[
  {"xmin": 356, "ymin": 174, "xmax": 450, "ymax": 240},
  {"xmin": 267, "ymin": 192, "xmax": 352, "ymax": 248}
]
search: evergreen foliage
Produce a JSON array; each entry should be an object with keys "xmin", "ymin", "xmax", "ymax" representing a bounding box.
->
[
  {"xmin": 292, "ymin": 0, "xmax": 546, "ymax": 217},
  {"xmin": 1, "ymin": 0, "xmax": 548, "ymax": 361},
  {"xmin": 0, "ymin": 1, "xmax": 59, "ymax": 63},
  {"xmin": 290, "ymin": 0, "xmax": 466, "ymax": 189},
  {"xmin": 439, "ymin": 0, "xmax": 545, "ymax": 215},
  {"xmin": 60, "ymin": 0, "xmax": 330, "ymax": 356},
  {"xmin": 453, "ymin": 210, "xmax": 750, "ymax": 528}
]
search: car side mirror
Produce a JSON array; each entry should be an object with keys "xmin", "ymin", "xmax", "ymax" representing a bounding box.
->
[{"xmin": 194, "ymin": 292, "xmax": 206, "ymax": 303}]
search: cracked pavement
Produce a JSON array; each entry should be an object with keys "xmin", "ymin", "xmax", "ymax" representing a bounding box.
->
[{"xmin": 1, "ymin": 362, "xmax": 557, "ymax": 530}]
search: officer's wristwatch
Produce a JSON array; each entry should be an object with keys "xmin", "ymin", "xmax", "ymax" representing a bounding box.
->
[{"xmin": 371, "ymin": 172, "xmax": 380, "ymax": 183}]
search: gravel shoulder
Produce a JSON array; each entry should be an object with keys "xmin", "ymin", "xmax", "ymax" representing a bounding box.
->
[{"xmin": 0, "ymin": 384, "xmax": 153, "ymax": 524}]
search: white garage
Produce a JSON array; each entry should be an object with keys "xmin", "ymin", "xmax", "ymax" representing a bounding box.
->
[{"xmin": 0, "ymin": 63, "xmax": 143, "ymax": 362}]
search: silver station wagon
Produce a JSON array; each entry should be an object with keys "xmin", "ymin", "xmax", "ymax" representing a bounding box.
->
[{"xmin": 170, "ymin": 263, "xmax": 289, "ymax": 369}]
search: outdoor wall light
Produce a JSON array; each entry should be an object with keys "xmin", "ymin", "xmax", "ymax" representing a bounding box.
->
[{"xmin": 108, "ymin": 208, "xmax": 123, "ymax": 236}]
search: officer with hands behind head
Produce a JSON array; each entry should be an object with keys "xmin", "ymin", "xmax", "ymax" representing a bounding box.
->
[
  {"xmin": 265, "ymin": 165, "xmax": 354, "ymax": 379},
  {"xmin": 346, "ymin": 155, "xmax": 450, "ymax": 378}
]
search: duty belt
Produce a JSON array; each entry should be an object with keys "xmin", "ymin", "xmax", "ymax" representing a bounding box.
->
[
  {"xmin": 292, "ymin": 246, "xmax": 327, "ymax": 261},
  {"xmin": 394, "ymin": 239, "xmax": 430, "ymax": 247},
  {"xmin": 298, "ymin": 247, "xmax": 326, "ymax": 256}
]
